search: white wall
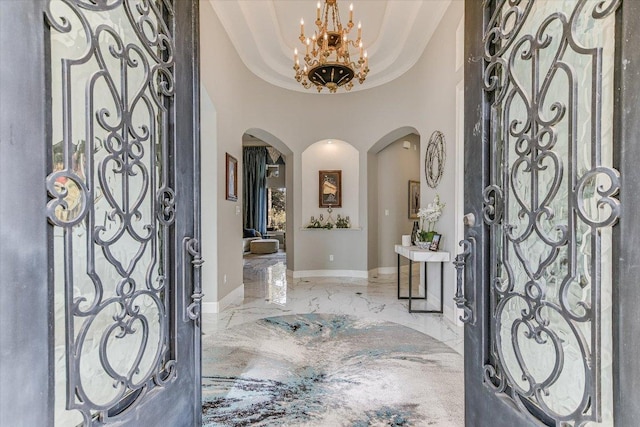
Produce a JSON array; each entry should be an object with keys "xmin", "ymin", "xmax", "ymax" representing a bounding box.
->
[{"xmin": 199, "ymin": 0, "xmax": 464, "ymax": 320}]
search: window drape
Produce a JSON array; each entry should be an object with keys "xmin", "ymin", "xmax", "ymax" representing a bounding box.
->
[{"xmin": 243, "ymin": 146, "xmax": 268, "ymax": 234}]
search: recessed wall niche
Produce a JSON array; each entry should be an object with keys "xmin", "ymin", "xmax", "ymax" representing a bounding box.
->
[{"xmin": 301, "ymin": 139, "xmax": 359, "ymax": 228}]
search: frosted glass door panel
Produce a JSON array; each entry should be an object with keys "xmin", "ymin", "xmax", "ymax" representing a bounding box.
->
[
  {"xmin": 47, "ymin": 0, "xmax": 176, "ymax": 424},
  {"xmin": 482, "ymin": 0, "xmax": 618, "ymax": 425}
]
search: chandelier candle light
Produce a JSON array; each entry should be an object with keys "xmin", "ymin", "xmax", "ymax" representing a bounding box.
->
[{"xmin": 294, "ymin": 0, "xmax": 370, "ymax": 93}]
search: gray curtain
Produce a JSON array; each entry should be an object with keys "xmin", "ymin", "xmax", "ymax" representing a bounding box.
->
[{"xmin": 243, "ymin": 146, "xmax": 268, "ymax": 234}]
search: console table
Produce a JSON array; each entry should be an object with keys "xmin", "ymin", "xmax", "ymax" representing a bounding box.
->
[{"xmin": 395, "ymin": 245, "xmax": 450, "ymax": 313}]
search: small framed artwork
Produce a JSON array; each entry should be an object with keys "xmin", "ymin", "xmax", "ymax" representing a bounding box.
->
[
  {"xmin": 225, "ymin": 153, "xmax": 238, "ymax": 201},
  {"xmin": 267, "ymin": 164, "xmax": 279, "ymax": 178},
  {"xmin": 408, "ymin": 180, "xmax": 420, "ymax": 219},
  {"xmin": 319, "ymin": 170, "xmax": 342, "ymax": 208},
  {"xmin": 429, "ymin": 233, "xmax": 442, "ymax": 251}
]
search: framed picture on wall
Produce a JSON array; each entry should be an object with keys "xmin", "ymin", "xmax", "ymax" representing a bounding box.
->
[
  {"xmin": 226, "ymin": 153, "xmax": 238, "ymax": 201},
  {"xmin": 267, "ymin": 164, "xmax": 279, "ymax": 178},
  {"xmin": 319, "ymin": 170, "xmax": 342, "ymax": 208},
  {"xmin": 408, "ymin": 180, "xmax": 420, "ymax": 219}
]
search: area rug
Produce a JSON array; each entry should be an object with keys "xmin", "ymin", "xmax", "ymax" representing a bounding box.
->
[{"xmin": 202, "ymin": 313, "xmax": 464, "ymax": 426}]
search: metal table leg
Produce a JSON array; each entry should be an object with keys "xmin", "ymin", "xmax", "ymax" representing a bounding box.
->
[
  {"xmin": 397, "ymin": 253, "xmax": 400, "ymax": 300},
  {"xmin": 424, "ymin": 261, "xmax": 428, "ymax": 299},
  {"xmin": 408, "ymin": 260, "xmax": 444, "ymax": 314},
  {"xmin": 409, "ymin": 259, "xmax": 413, "ymax": 311},
  {"xmin": 398, "ymin": 254, "xmax": 426, "ymax": 300}
]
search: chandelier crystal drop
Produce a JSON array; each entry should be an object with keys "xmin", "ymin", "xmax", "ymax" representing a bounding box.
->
[{"xmin": 293, "ymin": 0, "xmax": 369, "ymax": 93}]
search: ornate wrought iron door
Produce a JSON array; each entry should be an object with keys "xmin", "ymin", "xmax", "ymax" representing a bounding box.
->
[
  {"xmin": 0, "ymin": 0, "xmax": 199, "ymax": 425},
  {"xmin": 459, "ymin": 0, "xmax": 640, "ymax": 426}
]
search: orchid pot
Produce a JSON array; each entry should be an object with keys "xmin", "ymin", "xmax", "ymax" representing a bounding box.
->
[{"xmin": 416, "ymin": 195, "xmax": 445, "ymax": 247}]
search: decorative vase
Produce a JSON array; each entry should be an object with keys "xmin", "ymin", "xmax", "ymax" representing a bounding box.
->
[
  {"xmin": 416, "ymin": 241, "xmax": 430, "ymax": 249},
  {"xmin": 411, "ymin": 221, "xmax": 419, "ymax": 245}
]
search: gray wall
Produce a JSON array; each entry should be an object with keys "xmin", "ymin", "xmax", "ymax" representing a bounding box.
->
[
  {"xmin": 367, "ymin": 152, "xmax": 379, "ymax": 271},
  {"xmin": 377, "ymin": 134, "xmax": 421, "ymax": 269},
  {"xmin": 201, "ymin": 87, "xmax": 219, "ymax": 303},
  {"xmin": 418, "ymin": 1, "xmax": 464, "ymax": 317}
]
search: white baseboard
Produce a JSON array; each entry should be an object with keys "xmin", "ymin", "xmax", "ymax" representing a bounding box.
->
[
  {"xmin": 201, "ymin": 302, "xmax": 218, "ymax": 314},
  {"xmin": 450, "ymin": 305, "xmax": 464, "ymax": 327},
  {"xmin": 292, "ymin": 270, "xmax": 369, "ymax": 279},
  {"xmin": 293, "ymin": 266, "xmax": 413, "ymax": 279},
  {"xmin": 374, "ymin": 267, "xmax": 397, "ymax": 275},
  {"xmin": 201, "ymin": 283, "xmax": 244, "ymax": 314}
]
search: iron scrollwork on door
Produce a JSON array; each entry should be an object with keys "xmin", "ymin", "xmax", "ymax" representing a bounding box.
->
[
  {"xmin": 45, "ymin": 0, "xmax": 177, "ymax": 424},
  {"xmin": 483, "ymin": 0, "xmax": 620, "ymax": 425}
]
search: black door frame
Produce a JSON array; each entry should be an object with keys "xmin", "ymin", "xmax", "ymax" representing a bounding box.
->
[
  {"xmin": 0, "ymin": 0, "xmax": 202, "ymax": 425},
  {"xmin": 0, "ymin": 2, "xmax": 51, "ymax": 424},
  {"xmin": 463, "ymin": 1, "xmax": 640, "ymax": 426},
  {"xmin": 613, "ymin": 1, "xmax": 640, "ymax": 425}
]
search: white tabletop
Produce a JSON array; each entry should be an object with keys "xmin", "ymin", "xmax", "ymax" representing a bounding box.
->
[{"xmin": 394, "ymin": 244, "xmax": 450, "ymax": 262}]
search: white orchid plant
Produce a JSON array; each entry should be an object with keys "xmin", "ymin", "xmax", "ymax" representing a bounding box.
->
[{"xmin": 417, "ymin": 194, "xmax": 445, "ymax": 240}]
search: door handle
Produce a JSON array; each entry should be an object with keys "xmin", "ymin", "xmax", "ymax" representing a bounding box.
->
[
  {"xmin": 183, "ymin": 237, "xmax": 204, "ymax": 322},
  {"xmin": 453, "ymin": 238, "xmax": 474, "ymax": 324},
  {"xmin": 463, "ymin": 212, "xmax": 475, "ymax": 227}
]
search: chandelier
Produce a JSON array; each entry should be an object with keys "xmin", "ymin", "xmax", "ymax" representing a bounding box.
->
[{"xmin": 293, "ymin": 0, "xmax": 369, "ymax": 93}]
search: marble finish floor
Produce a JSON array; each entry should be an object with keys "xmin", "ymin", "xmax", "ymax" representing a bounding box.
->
[{"xmin": 201, "ymin": 253, "xmax": 464, "ymax": 426}]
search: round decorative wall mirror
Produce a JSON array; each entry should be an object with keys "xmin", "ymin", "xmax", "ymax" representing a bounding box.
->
[{"xmin": 424, "ymin": 130, "xmax": 446, "ymax": 188}]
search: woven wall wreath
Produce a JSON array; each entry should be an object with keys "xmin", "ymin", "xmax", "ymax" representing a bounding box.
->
[{"xmin": 424, "ymin": 130, "xmax": 446, "ymax": 188}]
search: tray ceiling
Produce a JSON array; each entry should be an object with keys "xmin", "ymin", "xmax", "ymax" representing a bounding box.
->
[{"xmin": 209, "ymin": 0, "xmax": 453, "ymax": 94}]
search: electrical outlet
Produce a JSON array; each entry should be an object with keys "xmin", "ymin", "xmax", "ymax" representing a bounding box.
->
[
  {"xmin": 329, "ymin": 254, "xmax": 334, "ymax": 262},
  {"xmin": 235, "ymin": 206, "xmax": 240, "ymax": 215},
  {"xmin": 385, "ymin": 209, "xmax": 390, "ymax": 216},
  {"xmin": 224, "ymin": 274, "xmax": 227, "ymax": 284}
]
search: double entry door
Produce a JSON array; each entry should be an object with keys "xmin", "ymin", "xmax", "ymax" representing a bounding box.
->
[
  {"xmin": 460, "ymin": 1, "xmax": 640, "ymax": 426},
  {"xmin": 0, "ymin": 1, "xmax": 202, "ymax": 425}
]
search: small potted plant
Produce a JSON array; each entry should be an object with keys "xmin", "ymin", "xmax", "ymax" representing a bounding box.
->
[
  {"xmin": 416, "ymin": 194, "xmax": 445, "ymax": 248},
  {"xmin": 307, "ymin": 216, "xmax": 323, "ymax": 228},
  {"xmin": 415, "ymin": 229, "xmax": 431, "ymax": 249}
]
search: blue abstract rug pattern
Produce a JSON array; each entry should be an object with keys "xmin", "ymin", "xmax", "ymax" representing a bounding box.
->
[{"xmin": 202, "ymin": 313, "xmax": 463, "ymax": 426}]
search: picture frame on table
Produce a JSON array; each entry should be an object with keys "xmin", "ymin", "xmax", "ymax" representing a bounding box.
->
[
  {"xmin": 408, "ymin": 180, "xmax": 420, "ymax": 219},
  {"xmin": 319, "ymin": 170, "xmax": 342, "ymax": 208},
  {"xmin": 225, "ymin": 153, "xmax": 238, "ymax": 201},
  {"xmin": 429, "ymin": 233, "xmax": 442, "ymax": 251}
]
